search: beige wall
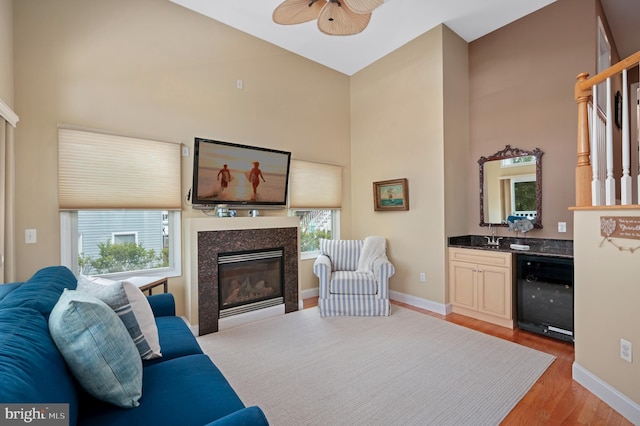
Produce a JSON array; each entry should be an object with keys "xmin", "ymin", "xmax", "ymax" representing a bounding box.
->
[
  {"xmin": 350, "ymin": 25, "xmax": 468, "ymax": 305},
  {"xmin": 0, "ymin": 0, "xmax": 12, "ymax": 105},
  {"xmin": 468, "ymin": 0, "xmax": 596, "ymax": 240},
  {"xmin": 574, "ymin": 210, "xmax": 640, "ymax": 405},
  {"xmin": 442, "ymin": 26, "xmax": 470, "ymax": 302},
  {"xmin": 12, "ymin": 0, "xmax": 350, "ymax": 312}
]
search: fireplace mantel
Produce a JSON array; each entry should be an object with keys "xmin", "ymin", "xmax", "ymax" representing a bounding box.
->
[{"xmin": 184, "ymin": 216, "xmax": 300, "ymax": 332}]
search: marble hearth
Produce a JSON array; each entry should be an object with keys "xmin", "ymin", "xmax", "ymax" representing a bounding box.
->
[{"xmin": 184, "ymin": 217, "xmax": 300, "ymax": 335}]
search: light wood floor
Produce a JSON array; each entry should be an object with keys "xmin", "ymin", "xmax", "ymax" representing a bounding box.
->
[{"xmin": 302, "ymin": 297, "xmax": 632, "ymax": 426}]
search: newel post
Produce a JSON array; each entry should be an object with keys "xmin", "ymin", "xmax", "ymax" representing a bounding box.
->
[{"xmin": 575, "ymin": 72, "xmax": 592, "ymax": 207}]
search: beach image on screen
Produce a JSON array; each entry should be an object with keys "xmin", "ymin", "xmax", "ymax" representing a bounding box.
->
[{"xmin": 196, "ymin": 142, "xmax": 289, "ymax": 203}]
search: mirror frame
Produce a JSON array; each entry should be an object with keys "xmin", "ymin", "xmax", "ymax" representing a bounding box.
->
[{"xmin": 478, "ymin": 145, "xmax": 544, "ymax": 229}]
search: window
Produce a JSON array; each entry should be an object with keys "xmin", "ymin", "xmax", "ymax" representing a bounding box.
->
[
  {"xmin": 62, "ymin": 210, "xmax": 180, "ymax": 278},
  {"xmin": 288, "ymin": 160, "xmax": 342, "ymax": 257},
  {"xmin": 510, "ymin": 175, "xmax": 537, "ymax": 219},
  {"xmin": 501, "ymin": 156, "xmax": 535, "ymax": 167},
  {"xmin": 58, "ymin": 127, "xmax": 182, "ymax": 279},
  {"xmin": 112, "ymin": 232, "xmax": 138, "ymax": 245},
  {"xmin": 292, "ymin": 209, "xmax": 340, "ymax": 257}
]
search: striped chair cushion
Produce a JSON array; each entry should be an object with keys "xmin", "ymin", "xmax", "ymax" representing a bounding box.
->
[
  {"xmin": 319, "ymin": 239, "xmax": 363, "ymax": 272},
  {"xmin": 329, "ymin": 271, "xmax": 377, "ymax": 295}
]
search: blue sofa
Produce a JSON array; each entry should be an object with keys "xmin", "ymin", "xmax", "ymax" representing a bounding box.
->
[{"xmin": 0, "ymin": 266, "xmax": 268, "ymax": 426}]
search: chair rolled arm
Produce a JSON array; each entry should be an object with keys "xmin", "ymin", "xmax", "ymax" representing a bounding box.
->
[
  {"xmin": 313, "ymin": 254, "xmax": 331, "ymax": 272},
  {"xmin": 372, "ymin": 256, "xmax": 394, "ymax": 299},
  {"xmin": 313, "ymin": 254, "xmax": 332, "ymax": 298}
]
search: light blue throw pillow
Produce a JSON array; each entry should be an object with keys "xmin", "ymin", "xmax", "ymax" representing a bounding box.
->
[{"xmin": 49, "ymin": 289, "xmax": 143, "ymax": 408}]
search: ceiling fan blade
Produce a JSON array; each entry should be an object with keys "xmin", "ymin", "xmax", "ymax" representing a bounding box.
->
[
  {"xmin": 317, "ymin": 1, "xmax": 371, "ymax": 35},
  {"xmin": 343, "ymin": 0, "xmax": 384, "ymax": 14},
  {"xmin": 273, "ymin": 0, "xmax": 327, "ymax": 25}
]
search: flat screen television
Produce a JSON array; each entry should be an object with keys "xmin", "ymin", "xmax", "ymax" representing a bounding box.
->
[{"xmin": 191, "ymin": 137, "xmax": 291, "ymax": 209}]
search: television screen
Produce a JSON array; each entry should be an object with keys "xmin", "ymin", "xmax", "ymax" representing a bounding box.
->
[{"xmin": 192, "ymin": 138, "xmax": 291, "ymax": 208}]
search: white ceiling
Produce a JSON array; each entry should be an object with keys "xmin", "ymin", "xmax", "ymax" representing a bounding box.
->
[{"xmin": 169, "ymin": 0, "xmax": 639, "ymax": 76}]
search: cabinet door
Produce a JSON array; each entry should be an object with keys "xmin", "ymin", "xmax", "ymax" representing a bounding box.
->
[
  {"xmin": 477, "ymin": 264, "xmax": 511, "ymax": 319},
  {"xmin": 449, "ymin": 261, "xmax": 477, "ymax": 309}
]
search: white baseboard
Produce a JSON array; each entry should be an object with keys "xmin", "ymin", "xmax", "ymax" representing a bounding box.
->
[
  {"xmin": 389, "ymin": 290, "xmax": 451, "ymax": 315},
  {"xmin": 300, "ymin": 288, "xmax": 448, "ymax": 316},
  {"xmin": 300, "ymin": 287, "xmax": 319, "ymax": 301},
  {"xmin": 572, "ymin": 362, "xmax": 640, "ymax": 424}
]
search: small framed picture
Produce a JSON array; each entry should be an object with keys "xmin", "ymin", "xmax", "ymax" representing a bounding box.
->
[{"xmin": 373, "ymin": 178, "xmax": 409, "ymax": 211}]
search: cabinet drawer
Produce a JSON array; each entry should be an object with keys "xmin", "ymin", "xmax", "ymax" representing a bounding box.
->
[{"xmin": 449, "ymin": 248, "xmax": 511, "ymax": 267}]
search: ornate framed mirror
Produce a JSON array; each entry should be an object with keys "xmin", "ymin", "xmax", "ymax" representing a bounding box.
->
[{"xmin": 479, "ymin": 145, "xmax": 544, "ymax": 229}]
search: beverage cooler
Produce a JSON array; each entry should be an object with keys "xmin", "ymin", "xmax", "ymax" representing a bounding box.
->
[{"xmin": 516, "ymin": 255, "xmax": 574, "ymax": 343}]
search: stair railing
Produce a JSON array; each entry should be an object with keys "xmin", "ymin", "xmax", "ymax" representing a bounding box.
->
[{"xmin": 574, "ymin": 51, "xmax": 640, "ymax": 207}]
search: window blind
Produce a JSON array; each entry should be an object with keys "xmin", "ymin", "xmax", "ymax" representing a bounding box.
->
[
  {"xmin": 289, "ymin": 160, "xmax": 342, "ymax": 209},
  {"xmin": 58, "ymin": 128, "xmax": 181, "ymax": 210}
]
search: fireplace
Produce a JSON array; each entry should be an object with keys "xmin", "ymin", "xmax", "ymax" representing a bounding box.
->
[
  {"xmin": 218, "ymin": 248, "xmax": 284, "ymax": 317},
  {"xmin": 186, "ymin": 217, "xmax": 299, "ymax": 336}
]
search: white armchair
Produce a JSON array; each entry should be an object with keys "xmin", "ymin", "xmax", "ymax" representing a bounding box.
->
[{"xmin": 313, "ymin": 237, "xmax": 395, "ymax": 317}]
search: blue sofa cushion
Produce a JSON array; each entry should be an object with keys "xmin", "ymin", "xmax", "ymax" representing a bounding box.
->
[
  {"xmin": 143, "ymin": 316, "xmax": 202, "ymax": 367},
  {"xmin": 206, "ymin": 406, "xmax": 269, "ymax": 426},
  {"xmin": 79, "ymin": 354, "xmax": 248, "ymax": 426},
  {"xmin": 49, "ymin": 289, "xmax": 143, "ymax": 408},
  {"xmin": 0, "ymin": 307, "xmax": 79, "ymax": 426},
  {"xmin": 0, "ymin": 266, "xmax": 77, "ymax": 317},
  {"xmin": 0, "ymin": 283, "xmax": 22, "ymax": 301}
]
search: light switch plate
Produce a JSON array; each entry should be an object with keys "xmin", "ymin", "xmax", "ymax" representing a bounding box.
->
[{"xmin": 25, "ymin": 229, "xmax": 37, "ymax": 244}]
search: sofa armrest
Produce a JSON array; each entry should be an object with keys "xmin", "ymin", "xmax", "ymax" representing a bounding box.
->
[
  {"xmin": 205, "ymin": 406, "xmax": 269, "ymax": 426},
  {"xmin": 0, "ymin": 283, "xmax": 23, "ymax": 301},
  {"xmin": 147, "ymin": 293, "xmax": 176, "ymax": 317},
  {"xmin": 372, "ymin": 256, "xmax": 395, "ymax": 299},
  {"xmin": 313, "ymin": 254, "xmax": 332, "ymax": 298}
]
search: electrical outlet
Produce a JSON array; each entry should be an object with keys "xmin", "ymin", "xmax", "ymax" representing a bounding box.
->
[
  {"xmin": 419, "ymin": 272, "xmax": 426, "ymax": 282},
  {"xmin": 558, "ymin": 222, "xmax": 567, "ymax": 233},
  {"xmin": 621, "ymin": 338, "xmax": 632, "ymax": 363}
]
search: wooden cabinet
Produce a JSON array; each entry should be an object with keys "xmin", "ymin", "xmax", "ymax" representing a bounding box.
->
[{"xmin": 449, "ymin": 248, "xmax": 514, "ymax": 329}]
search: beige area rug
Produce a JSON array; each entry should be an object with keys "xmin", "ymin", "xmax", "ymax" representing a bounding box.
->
[{"xmin": 197, "ymin": 306, "xmax": 555, "ymax": 426}]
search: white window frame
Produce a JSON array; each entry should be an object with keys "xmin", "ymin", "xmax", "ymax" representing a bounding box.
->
[
  {"xmin": 501, "ymin": 156, "xmax": 535, "ymax": 168},
  {"xmin": 61, "ymin": 210, "xmax": 182, "ymax": 279},
  {"xmin": 292, "ymin": 209, "xmax": 340, "ymax": 260},
  {"xmin": 510, "ymin": 175, "xmax": 537, "ymax": 218},
  {"xmin": 111, "ymin": 232, "xmax": 138, "ymax": 245}
]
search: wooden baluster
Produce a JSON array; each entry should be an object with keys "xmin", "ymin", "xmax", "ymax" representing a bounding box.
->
[
  {"xmin": 605, "ymin": 77, "xmax": 616, "ymax": 205},
  {"xmin": 575, "ymin": 73, "xmax": 592, "ymax": 207},
  {"xmin": 620, "ymin": 68, "xmax": 632, "ymax": 204}
]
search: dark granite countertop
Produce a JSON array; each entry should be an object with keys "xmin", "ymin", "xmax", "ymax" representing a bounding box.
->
[{"xmin": 448, "ymin": 235, "xmax": 573, "ymax": 259}]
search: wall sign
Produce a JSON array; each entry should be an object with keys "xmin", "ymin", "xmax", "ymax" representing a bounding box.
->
[{"xmin": 600, "ymin": 216, "xmax": 640, "ymax": 240}]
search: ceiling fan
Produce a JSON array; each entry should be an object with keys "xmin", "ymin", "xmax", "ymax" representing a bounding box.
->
[{"xmin": 273, "ymin": 0, "xmax": 385, "ymax": 36}]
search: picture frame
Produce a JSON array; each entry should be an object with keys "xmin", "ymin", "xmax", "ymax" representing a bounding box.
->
[{"xmin": 373, "ymin": 178, "xmax": 409, "ymax": 211}]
